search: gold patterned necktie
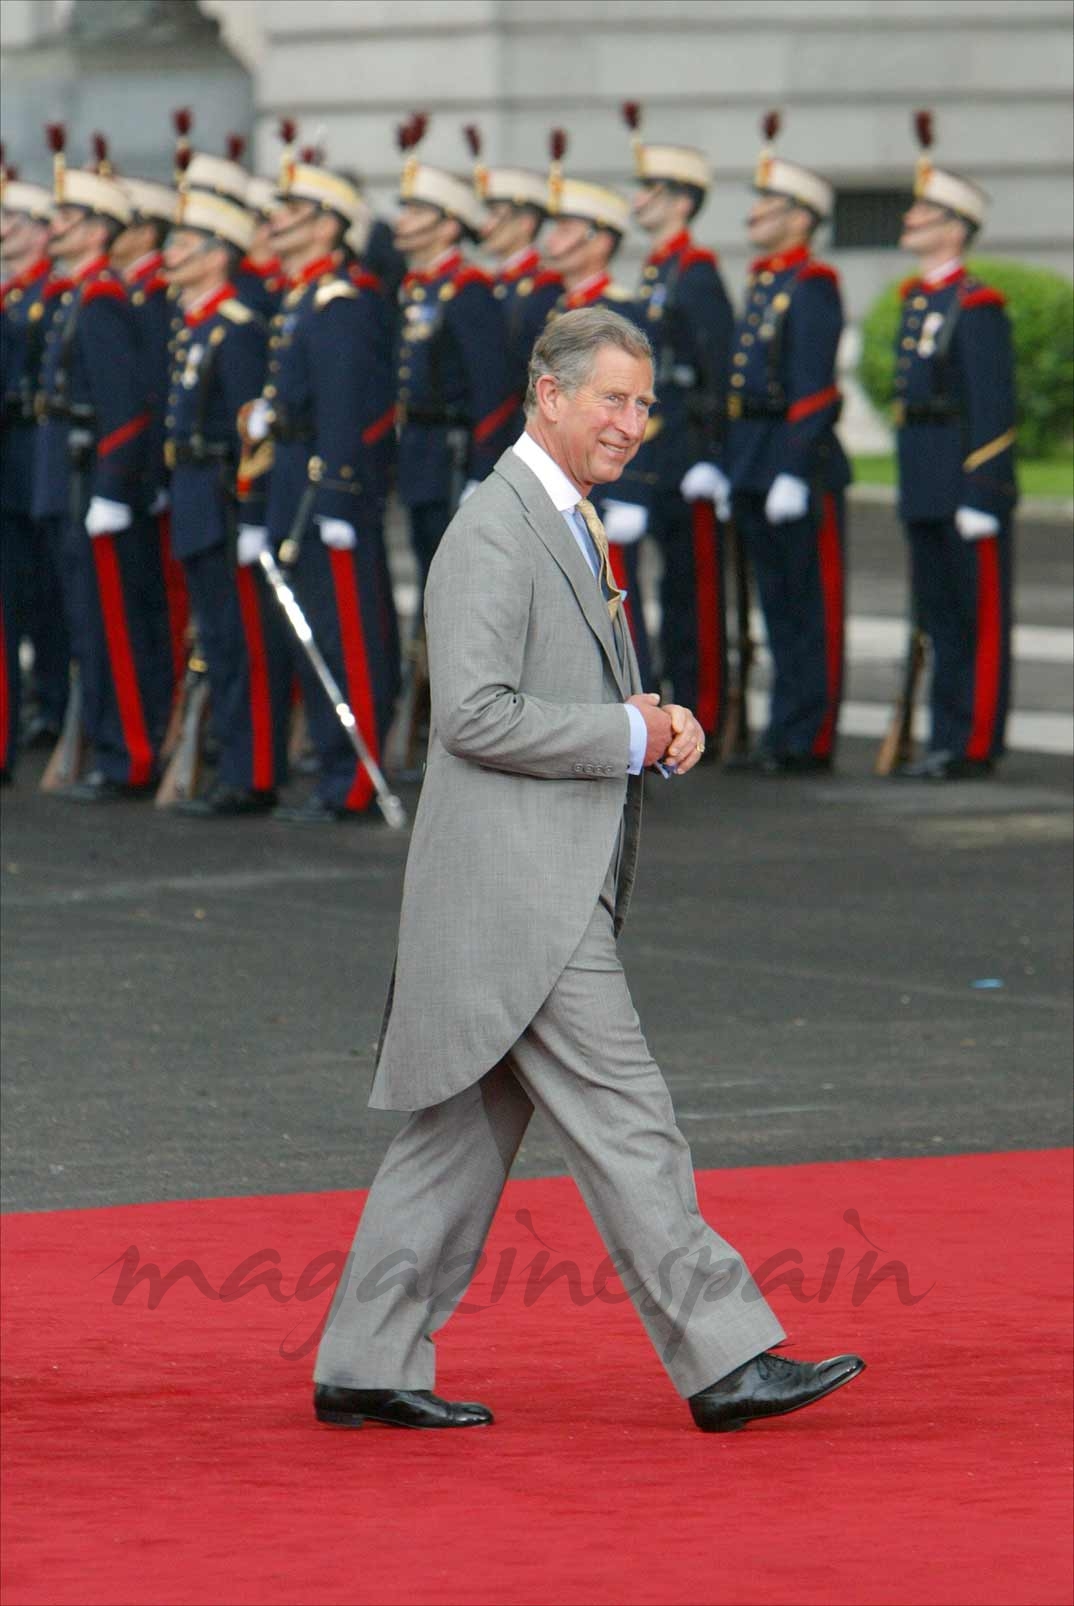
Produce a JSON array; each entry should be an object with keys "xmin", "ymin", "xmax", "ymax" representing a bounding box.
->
[{"xmin": 576, "ymin": 498, "xmax": 623, "ymax": 620}]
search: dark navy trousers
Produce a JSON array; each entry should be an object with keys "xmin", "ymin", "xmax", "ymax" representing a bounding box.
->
[
  {"xmin": 906, "ymin": 517, "xmax": 1012, "ymax": 761},
  {"xmin": 734, "ymin": 488, "xmax": 846, "ymax": 761}
]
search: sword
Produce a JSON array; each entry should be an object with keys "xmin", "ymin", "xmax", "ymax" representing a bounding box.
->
[{"xmin": 257, "ymin": 548, "xmax": 406, "ymax": 829}]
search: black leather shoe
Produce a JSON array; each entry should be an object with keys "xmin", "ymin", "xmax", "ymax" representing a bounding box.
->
[
  {"xmin": 172, "ymin": 783, "xmax": 278, "ymax": 817},
  {"xmin": 689, "ymin": 1350, "xmax": 865, "ymax": 1433},
  {"xmin": 896, "ymin": 749, "xmax": 994, "ymax": 781},
  {"xmin": 60, "ymin": 770, "xmax": 156, "ymax": 803},
  {"xmin": 273, "ymin": 796, "xmax": 368, "ymax": 824},
  {"xmin": 313, "ymin": 1385, "xmax": 494, "ymax": 1429}
]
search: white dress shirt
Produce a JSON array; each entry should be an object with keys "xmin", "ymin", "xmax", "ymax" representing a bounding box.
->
[{"xmin": 512, "ymin": 431, "xmax": 646, "ymax": 773}]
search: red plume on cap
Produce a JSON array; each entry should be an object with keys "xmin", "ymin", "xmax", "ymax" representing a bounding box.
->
[
  {"xmin": 550, "ymin": 128, "xmax": 567, "ymax": 163},
  {"xmin": 299, "ymin": 145, "xmax": 322, "ymax": 165},
  {"xmin": 46, "ymin": 123, "xmax": 67, "ymax": 155},
  {"xmin": 226, "ymin": 133, "xmax": 246, "ymax": 163},
  {"xmin": 6, "ymin": 164, "xmax": 18, "ymax": 181},
  {"xmin": 173, "ymin": 108, "xmax": 192, "ymax": 138},
  {"xmin": 762, "ymin": 111, "xmax": 781, "ymax": 144},
  {"xmin": 914, "ymin": 110, "xmax": 934, "ymax": 150},
  {"xmin": 91, "ymin": 132, "xmax": 111, "ymax": 173},
  {"xmin": 278, "ymin": 118, "xmax": 298, "ymax": 146},
  {"xmin": 411, "ymin": 112, "xmax": 429, "ymax": 145},
  {"xmin": 175, "ymin": 146, "xmax": 192, "ymax": 175},
  {"xmin": 621, "ymin": 102, "xmax": 641, "ymax": 133},
  {"xmin": 396, "ymin": 121, "xmax": 412, "ymax": 154},
  {"xmin": 463, "ymin": 124, "xmax": 481, "ymax": 159}
]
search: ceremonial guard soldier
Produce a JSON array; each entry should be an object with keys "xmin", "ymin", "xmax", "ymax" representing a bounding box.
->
[
  {"xmin": 172, "ymin": 114, "xmax": 282, "ymax": 321},
  {"xmin": 237, "ymin": 172, "xmax": 288, "ymax": 321},
  {"xmin": 618, "ymin": 103, "xmax": 733, "ymax": 741},
  {"xmin": 892, "ymin": 115, "xmax": 1017, "ymax": 779},
  {"xmin": 725, "ymin": 115, "xmax": 849, "ymax": 773},
  {"xmin": 34, "ymin": 127, "xmax": 172, "ymax": 800},
  {"xmin": 160, "ymin": 180, "xmax": 290, "ymax": 816},
  {"xmin": 393, "ymin": 114, "xmax": 516, "ymax": 590},
  {"xmin": 1, "ymin": 162, "xmax": 64, "ymax": 773},
  {"xmin": 112, "ymin": 166, "xmax": 188, "ymax": 690},
  {"xmin": 542, "ymin": 134, "xmax": 654, "ymax": 688},
  {"xmin": 240, "ymin": 140, "xmax": 397, "ymax": 822},
  {"xmin": 462, "ymin": 126, "xmax": 561, "ymax": 405}
]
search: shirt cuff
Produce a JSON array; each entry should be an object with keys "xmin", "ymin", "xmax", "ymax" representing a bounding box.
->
[{"xmin": 625, "ymin": 703, "xmax": 647, "ymax": 774}]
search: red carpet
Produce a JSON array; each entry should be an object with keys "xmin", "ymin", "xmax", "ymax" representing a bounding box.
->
[{"xmin": 2, "ymin": 1149, "xmax": 1071, "ymax": 1606}]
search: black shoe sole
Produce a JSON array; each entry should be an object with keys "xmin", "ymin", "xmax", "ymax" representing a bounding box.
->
[
  {"xmin": 694, "ymin": 1358, "xmax": 866, "ymax": 1434},
  {"xmin": 315, "ymin": 1407, "xmax": 492, "ymax": 1429}
]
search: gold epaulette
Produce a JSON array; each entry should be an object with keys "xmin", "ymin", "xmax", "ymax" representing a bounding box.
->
[
  {"xmin": 603, "ymin": 284, "xmax": 633, "ymax": 303},
  {"xmin": 314, "ymin": 280, "xmax": 358, "ymax": 310},
  {"xmin": 219, "ymin": 298, "xmax": 253, "ymax": 324}
]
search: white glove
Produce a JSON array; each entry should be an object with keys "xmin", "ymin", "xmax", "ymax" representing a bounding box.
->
[
  {"xmin": 317, "ymin": 516, "xmax": 357, "ymax": 551},
  {"xmin": 765, "ymin": 473, "xmax": 810, "ymax": 525},
  {"xmin": 236, "ymin": 525, "xmax": 269, "ymax": 566},
  {"xmin": 84, "ymin": 496, "xmax": 133, "ymax": 538},
  {"xmin": 600, "ymin": 499, "xmax": 648, "ymax": 545},
  {"xmin": 679, "ymin": 461, "xmax": 731, "ymax": 521},
  {"xmin": 243, "ymin": 398, "xmax": 272, "ymax": 443},
  {"xmin": 149, "ymin": 488, "xmax": 170, "ymax": 517},
  {"xmin": 458, "ymin": 478, "xmax": 480, "ymax": 504},
  {"xmin": 955, "ymin": 506, "xmax": 1000, "ymax": 541}
]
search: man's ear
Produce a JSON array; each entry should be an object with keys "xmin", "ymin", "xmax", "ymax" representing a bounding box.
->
[{"xmin": 535, "ymin": 373, "xmax": 560, "ymax": 420}]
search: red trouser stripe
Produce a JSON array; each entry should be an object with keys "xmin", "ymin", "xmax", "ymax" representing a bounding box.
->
[
  {"xmin": 328, "ymin": 548, "xmax": 377, "ymax": 812},
  {"xmin": 812, "ymin": 492, "xmax": 845, "ymax": 759},
  {"xmin": 234, "ymin": 566, "xmax": 275, "ymax": 792},
  {"xmin": 0, "ymin": 590, "xmax": 10, "ymax": 771},
  {"xmin": 607, "ymin": 545, "xmax": 640, "ymax": 649},
  {"xmin": 691, "ymin": 501, "xmax": 722, "ymax": 734},
  {"xmin": 967, "ymin": 536, "xmax": 1002, "ymax": 761},
  {"xmin": 157, "ymin": 509, "xmax": 189, "ymax": 689},
  {"xmin": 90, "ymin": 536, "xmax": 155, "ymax": 786}
]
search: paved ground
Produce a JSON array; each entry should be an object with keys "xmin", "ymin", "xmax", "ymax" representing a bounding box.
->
[{"xmin": 2, "ymin": 500, "xmax": 1071, "ymax": 1213}]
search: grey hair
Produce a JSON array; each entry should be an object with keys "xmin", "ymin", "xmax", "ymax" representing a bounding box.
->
[{"xmin": 524, "ymin": 306, "xmax": 653, "ymax": 414}]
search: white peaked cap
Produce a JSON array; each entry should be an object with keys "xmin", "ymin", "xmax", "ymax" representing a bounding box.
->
[
  {"xmin": 399, "ymin": 161, "xmax": 487, "ymax": 234},
  {"xmin": 637, "ymin": 144, "xmax": 711, "ymax": 191},
  {"xmin": 914, "ymin": 161, "xmax": 987, "ymax": 228},
  {"xmin": 185, "ymin": 151, "xmax": 249, "ymax": 204},
  {"xmin": 754, "ymin": 152, "xmax": 833, "ymax": 221},
  {"xmin": 175, "ymin": 187, "xmax": 254, "ymax": 252},
  {"xmin": 122, "ymin": 177, "xmax": 178, "ymax": 224},
  {"xmin": 244, "ymin": 176, "xmax": 276, "ymax": 217},
  {"xmin": 0, "ymin": 179, "xmax": 52, "ymax": 218},
  {"xmin": 479, "ymin": 166, "xmax": 549, "ymax": 211},
  {"xmin": 549, "ymin": 176, "xmax": 630, "ymax": 235},
  {"xmin": 57, "ymin": 167, "xmax": 132, "ymax": 224}
]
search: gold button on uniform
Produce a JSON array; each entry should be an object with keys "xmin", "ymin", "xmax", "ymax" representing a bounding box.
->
[{"xmin": 731, "ymin": 374, "xmax": 745, "ymax": 388}]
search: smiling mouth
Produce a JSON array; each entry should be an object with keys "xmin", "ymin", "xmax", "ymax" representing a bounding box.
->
[{"xmin": 599, "ymin": 439, "xmax": 629, "ymax": 456}]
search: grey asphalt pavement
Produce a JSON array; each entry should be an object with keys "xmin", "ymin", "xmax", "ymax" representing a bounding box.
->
[{"xmin": 2, "ymin": 501, "xmax": 1071, "ymax": 1213}]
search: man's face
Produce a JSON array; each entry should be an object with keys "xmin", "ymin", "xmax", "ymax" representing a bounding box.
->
[
  {"xmin": 110, "ymin": 218, "xmax": 157, "ymax": 270},
  {"xmin": 163, "ymin": 228, "xmax": 216, "ymax": 289},
  {"xmin": 480, "ymin": 200, "xmax": 533, "ymax": 258},
  {"xmin": 542, "ymin": 215, "xmax": 592, "ymax": 267},
  {"xmin": 268, "ymin": 198, "xmax": 319, "ymax": 262},
  {"xmin": 48, "ymin": 205, "xmax": 94, "ymax": 261},
  {"xmin": 632, "ymin": 181, "xmax": 668, "ymax": 232},
  {"xmin": 746, "ymin": 192, "xmax": 805, "ymax": 252},
  {"xmin": 393, "ymin": 201, "xmax": 448, "ymax": 258},
  {"xmin": 900, "ymin": 198, "xmax": 963, "ymax": 257},
  {"xmin": 542, "ymin": 345, "xmax": 655, "ymax": 490},
  {"xmin": 0, "ymin": 209, "xmax": 47, "ymax": 267}
]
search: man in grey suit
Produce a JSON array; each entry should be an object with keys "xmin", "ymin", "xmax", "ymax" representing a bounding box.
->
[{"xmin": 314, "ymin": 309, "xmax": 865, "ymax": 1433}]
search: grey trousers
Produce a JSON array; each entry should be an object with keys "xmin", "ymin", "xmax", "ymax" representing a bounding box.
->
[{"xmin": 315, "ymin": 891, "xmax": 786, "ymax": 1400}]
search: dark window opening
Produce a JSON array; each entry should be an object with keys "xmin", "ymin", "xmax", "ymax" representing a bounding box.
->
[{"xmin": 832, "ymin": 188, "xmax": 912, "ymax": 250}]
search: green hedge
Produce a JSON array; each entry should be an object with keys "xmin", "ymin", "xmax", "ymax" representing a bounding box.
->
[{"xmin": 858, "ymin": 257, "xmax": 1074, "ymax": 459}]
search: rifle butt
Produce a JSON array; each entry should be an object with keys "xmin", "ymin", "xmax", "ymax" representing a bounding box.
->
[
  {"xmin": 39, "ymin": 671, "xmax": 84, "ymax": 792},
  {"xmin": 154, "ymin": 679, "xmax": 210, "ymax": 807}
]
